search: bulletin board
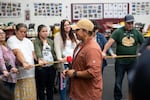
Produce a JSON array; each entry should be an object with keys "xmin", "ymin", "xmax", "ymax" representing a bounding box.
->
[
  {"xmin": 33, "ymin": 3, "xmax": 62, "ymax": 16},
  {"xmin": 131, "ymin": 2, "xmax": 150, "ymax": 15},
  {"xmin": 71, "ymin": 3, "xmax": 129, "ymax": 21},
  {"xmin": 0, "ymin": 2, "xmax": 21, "ymax": 17},
  {"xmin": 103, "ymin": 3, "xmax": 128, "ymax": 18},
  {"xmin": 71, "ymin": 3, "xmax": 103, "ymax": 20}
]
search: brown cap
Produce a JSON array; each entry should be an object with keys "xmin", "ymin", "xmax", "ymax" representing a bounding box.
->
[{"xmin": 71, "ymin": 19, "xmax": 94, "ymax": 31}]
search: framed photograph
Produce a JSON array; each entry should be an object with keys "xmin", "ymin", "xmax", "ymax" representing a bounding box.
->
[{"xmin": 25, "ymin": 10, "xmax": 30, "ymax": 21}]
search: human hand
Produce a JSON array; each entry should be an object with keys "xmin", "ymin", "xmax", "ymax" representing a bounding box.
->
[
  {"xmin": 102, "ymin": 52, "xmax": 107, "ymax": 59},
  {"xmin": 23, "ymin": 62, "xmax": 33, "ymax": 70},
  {"xmin": 65, "ymin": 69, "xmax": 76, "ymax": 78},
  {"xmin": 3, "ymin": 70, "xmax": 9, "ymax": 77},
  {"xmin": 58, "ymin": 58, "xmax": 67, "ymax": 63},
  {"xmin": 61, "ymin": 69, "xmax": 69, "ymax": 78},
  {"xmin": 38, "ymin": 59, "xmax": 46, "ymax": 65},
  {"xmin": 111, "ymin": 53, "xmax": 117, "ymax": 58},
  {"xmin": 10, "ymin": 67, "xmax": 18, "ymax": 73}
]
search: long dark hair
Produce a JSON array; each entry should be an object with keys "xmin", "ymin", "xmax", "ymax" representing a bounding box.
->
[
  {"xmin": 37, "ymin": 24, "xmax": 46, "ymax": 39},
  {"xmin": 60, "ymin": 19, "xmax": 77, "ymax": 46}
]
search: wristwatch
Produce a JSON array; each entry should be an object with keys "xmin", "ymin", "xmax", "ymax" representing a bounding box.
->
[{"xmin": 72, "ymin": 70, "xmax": 77, "ymax": 78}]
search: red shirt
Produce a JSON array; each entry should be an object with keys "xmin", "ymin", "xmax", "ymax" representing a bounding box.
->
[{"xmin": 70, "ymin": 37, "xmax": 103, "ymax": 100}]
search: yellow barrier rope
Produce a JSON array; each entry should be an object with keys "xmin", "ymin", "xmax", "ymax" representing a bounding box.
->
[
  {"xmin": 106, "ymin": 55, "xmax": 139, "ymax": 58},
  {"xmin": 34, "ymin": 55, "xmax": 140, "ymax": 67},
  {"xmin": 34, "ymin": 61, "xmax": 61, "ymax": 67}
]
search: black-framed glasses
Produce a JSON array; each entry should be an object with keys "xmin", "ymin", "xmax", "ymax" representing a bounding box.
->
[
  {"xmin": 72, "ymin": 29, "xmax": 80, "ymax": 33},
  {"xmin": 0, "ymin": 32, "xmax": 5, "ymax": 34},
  {"xmin": 127, "ymin": 22, "xmax": 134, "ymax": 25},
  {"xmin": 75, "ymin": 29, "xmax": 80, "ymax": 31}
]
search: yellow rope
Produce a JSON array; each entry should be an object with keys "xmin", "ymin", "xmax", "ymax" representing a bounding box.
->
[
  {"xmin": 34, "ymin": 55, "xmax": 139, "ymax": 66},
  {"xmin": 34, "ymin": 61, "xmax": 61, "ymax": 67},
  {"xmin": 106, "ymin": 55, "xmax": 139, "ymax": 58}
]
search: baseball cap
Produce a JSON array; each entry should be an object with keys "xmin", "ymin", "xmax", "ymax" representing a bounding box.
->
[
  {"xmin": 71, "ymin": 19, "xmax": 94, "ymax": 31},
  {"xmin": 125, "ymin": 14, "xmax": 135, "ymax": 22}
]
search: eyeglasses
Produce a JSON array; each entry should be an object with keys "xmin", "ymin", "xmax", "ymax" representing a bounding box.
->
[
  {"xmin": 72, "ymin": 29, "xmax": 80, "ymax": 33},
  {"xmin": 127, "ymin": 22, "xmax": 134, "ymax": 25},
  {"xmin": 0, "ymin": 32, "xmax": 5, "ymax": 34},
  {"xmin": 75, "ymin": 29, "xmax": 80, "ymax": 31}
]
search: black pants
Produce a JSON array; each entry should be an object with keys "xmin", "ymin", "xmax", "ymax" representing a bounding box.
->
[{"xmin": 35, "ymin": 66, "xmax": 56, "ymax": 100}]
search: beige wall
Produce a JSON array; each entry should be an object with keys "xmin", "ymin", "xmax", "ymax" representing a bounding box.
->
[{"xmin": 0, "ymin": 0, "xmax": 149, "ymax": 32}]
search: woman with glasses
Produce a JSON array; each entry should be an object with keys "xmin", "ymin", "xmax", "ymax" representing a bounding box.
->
[{"xmin": 0, "ymin": 29, "xmax": 18, "ymax": 96}]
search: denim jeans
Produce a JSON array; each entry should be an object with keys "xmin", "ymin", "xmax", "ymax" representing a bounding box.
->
[
  {"xmin": 59, "ymin": 64, "xmax": 72, "ymax": 100},
  {"xmin": 114, "ymin": 60, "xmax": 136, "ymax": 100}
]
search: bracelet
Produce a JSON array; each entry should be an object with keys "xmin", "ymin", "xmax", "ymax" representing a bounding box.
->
[{"xmin": 72, "ymin": 70, "xmax": 77, "ymax": 78}]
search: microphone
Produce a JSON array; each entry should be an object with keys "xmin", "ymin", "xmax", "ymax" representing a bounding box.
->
[{"xmin": 66, "ymin": 56, "xmax": 72, "ymax": 69}]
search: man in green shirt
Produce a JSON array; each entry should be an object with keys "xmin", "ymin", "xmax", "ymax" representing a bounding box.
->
[{"xmin": 102, "ymin": 14, "xmax": 145, "ymax": 100}]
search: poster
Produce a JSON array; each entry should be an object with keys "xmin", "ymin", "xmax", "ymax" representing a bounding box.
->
[
  {"xmin": 25, "ymin": 10, "xmax": 30, "ymax": 21},
  {"xmin": 0, "ymin": 2, "xmax": 21, "ymax": 17}
]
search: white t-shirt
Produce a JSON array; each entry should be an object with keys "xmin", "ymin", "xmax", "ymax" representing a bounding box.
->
[
  {"xmin": 7, "ymin": 36, "xmax": 35, "ymax": 79},
  {"xmin": 63, "ymin": 40, "xmax": 76, "ymax": 57},
  {"xmin": 63, "ymin": 40, "xmax": 76, "ymax": 64},
  {"xmin": 42, "ymin": 43, "xmax": 54, "ymax": 67}
]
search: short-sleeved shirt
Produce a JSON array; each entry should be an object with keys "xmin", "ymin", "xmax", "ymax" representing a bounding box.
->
[
  {"xmin": 70, "ymin": 37, "xmax": 103, "ymax": 100},
  {"xmin": 7, "ymin": 36, "xmax": 35, "ymax": 79},
  {"xmin": 111, "ymin": 27, "xmax": 144, "ymax": 62}
]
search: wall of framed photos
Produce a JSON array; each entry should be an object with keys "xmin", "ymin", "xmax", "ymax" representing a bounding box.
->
[
  {"xmin": 0, "ymin": 2, "xmax": 21, "ymax": 17},
  {"xmin": 71, "ymin": 3, "xmax": 129, "ymax": 33},
  {"xmin": 72, "ymin": 3, "xmax": 103, "ymax": 20},
  {"xmin": 71, "ymin": 3, "xmax": 129, "ymax": 20},
  {"xmin": 0, "ymin": 0, "xmax": 150, "ymax": 33}
]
